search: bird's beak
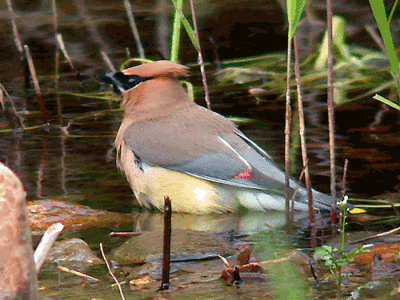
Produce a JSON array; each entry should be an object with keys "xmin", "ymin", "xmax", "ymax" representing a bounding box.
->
[{"xmin": 99, "ymin": 72, "xmax": 121, "ymax": 95}]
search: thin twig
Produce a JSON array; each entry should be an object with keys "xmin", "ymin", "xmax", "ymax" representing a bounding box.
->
[
  {"xmin": 34, "ymin": 222, "xmax": 65, "ymax": 273},
  {"xmin": 109, "ymin": 231, "xmax": 142, "ymax": 237},
  {"xmin": 101, "ymin": 51, "xmax": 116, "ymax": 72},
  {"xmin": 24, "ymin": 45, "xmax": 48, "ymax": 124},
  {"xmin": 284, "ymin": 37, "xmax": 293, "ymax": 227},
  {"xmin": 0, "ymin": 84, "xmax": 25, "ymax": 128},
  {"xmin": 189, "ymin": 0, "xmax": 211, "ymax": 110},
  {"xmin": 57, "ymin": 266, "xmax": 100, "ymax": 283},
  {"xmin": 100, "ymin": 243, "xmax": 126, "ymax": 300},
  {"xmin": 51, "ymin": 0, "xmax": 58, "ymax": 34},
  {"xmin": 56, "ymin": 33, "xmax": 75, "ymax": 70},
  {"xmin": 365, "ymin": 25, "xmax": 387, "ymax": 54},
  {"xmin": 326, "ymin": 0, "xmax": 337, "ymax": 224},
  {"xmin": 6, "ymin": 0, "xmax": 23, "ymax": 55},
  {"xmin": 123, "ymin": 0, "xmax": 145, "ymax": 60},
  {"xmin": 348, "ymin": 226, "xmax": 400, "ymax": 245},
  {"xmin": 294, "ymin": 35, "xmax": 316, "ymax": 247}
]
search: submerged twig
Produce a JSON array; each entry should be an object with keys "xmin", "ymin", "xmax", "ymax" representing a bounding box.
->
[
  {"xmin": 24, "ymin": 45, "xmax": 48, "ymax": 125},
  {"xmin": 109, "ymin": 231, "xmax": 142, "ymax": 237},
  {"xmin": 57, "ymin": 266, "xmax": 100, "ymax": 283},
  {"xmin": 123, "ymin": 0, "xmax": 145, "ymax": 60},
  {"xmin": 100, "ymin": 243, "xmax": 126, "ymax": 300}
]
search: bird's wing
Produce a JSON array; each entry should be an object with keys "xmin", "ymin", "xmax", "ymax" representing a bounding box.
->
[{"xmin": 123, "ymin": 105, "xmax": 289, "ymax": 191}]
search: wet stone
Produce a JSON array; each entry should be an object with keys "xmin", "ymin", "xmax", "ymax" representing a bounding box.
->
[
  {"xmin": 45, "ymin": 238, "xmax": 103, "ymax": 271},
  {"xmin": 28, "ymin": 199, "xmax": 131, "ymax": 234}
]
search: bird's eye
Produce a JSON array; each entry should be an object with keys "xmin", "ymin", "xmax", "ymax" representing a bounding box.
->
[{"xmin": 123, "ymin": 75, "xmax": 151, "ymax": 91}]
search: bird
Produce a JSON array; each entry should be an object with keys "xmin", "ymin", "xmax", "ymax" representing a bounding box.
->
[{"xmin": 101, "ymin": 60, "xmax": 337, "ymax": 214}]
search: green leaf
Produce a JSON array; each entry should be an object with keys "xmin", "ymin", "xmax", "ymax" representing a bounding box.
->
[{"xmin": 286, "ymin": 0, "xmax": 307, "ymax": 39}]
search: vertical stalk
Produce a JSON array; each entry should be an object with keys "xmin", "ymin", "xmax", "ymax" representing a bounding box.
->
[
  {"xmin": 160, "ymin": 196, "xmax": 172, "ymax": 290},
  {"xmin": 123, "ymin": 0, "xmax": 145, "ymax": 60},
  {"xmin": 24, "ymin": 45, "xmax": 48, "ymax": 125},
  {"xmin": 284, "ymin": 35, "xmax": 293, "ymax": 227},
  {"xmin": 170, "ymin": 0, "xmax": 184, "ymax": 62},
  {"xmin": 326, "ymin": 0, "xmax": 337, "ymax": 220},
  {"xmin": 294, "ymin": 35, "xmax": 315, "ymax": 247},
  {"xmin": 188, "ymin": 0, "xmax": 211, "ymax": 110}
]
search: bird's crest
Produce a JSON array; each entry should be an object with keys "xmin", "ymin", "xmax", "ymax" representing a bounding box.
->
[{"xmin": 122, "ymin": 60, "xmax": 190, "ymax": 78}]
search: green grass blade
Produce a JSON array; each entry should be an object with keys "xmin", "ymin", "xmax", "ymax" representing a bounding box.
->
[
  {"xmin": 368, "ymin": 0, "xmax": 399, "ymax": 74},
  {"xmin": 170, "ymin": 0, "xmax": 199, "ymax": 52},
  {"xmin": 170, "ymin": 0, "xmax": 184, "ymax": 62},
  {"xmin": 373, "ymin": 94, "xmax": 400, "ymax": 110}
]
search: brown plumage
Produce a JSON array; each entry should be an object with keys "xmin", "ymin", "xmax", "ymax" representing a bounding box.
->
[{"xmin": 101, "ymin": 60, "xmax": 335, "ymax": 213}]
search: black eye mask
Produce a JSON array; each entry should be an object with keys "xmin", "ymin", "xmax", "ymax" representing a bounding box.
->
[{"xmin": 100, "ymin": 71, "xmax": 152, "ymax": 95}]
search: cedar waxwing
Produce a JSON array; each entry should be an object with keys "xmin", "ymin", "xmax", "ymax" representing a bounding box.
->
[{"xmin": 101, "ymin": 60, "xmax": 336, "ymax": 214}]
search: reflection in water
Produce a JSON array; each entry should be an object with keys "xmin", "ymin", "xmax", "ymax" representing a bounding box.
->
[{"xmin": 133, "ymin": 210, "xmax": 309, "ymax": 234}]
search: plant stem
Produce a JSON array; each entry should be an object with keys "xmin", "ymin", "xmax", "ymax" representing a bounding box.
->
[
  {"xmin": 284, "ymin": 34, "xmax": 293, "ymax": 226},
  {"xmin": 170, "ymin": 0, "xmax": 184, "ymax": 62}
]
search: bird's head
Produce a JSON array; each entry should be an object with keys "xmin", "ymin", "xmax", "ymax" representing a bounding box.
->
[
  {"xmin": 101, "ymin": 61, "xmax": 191, "ymax": 116},
  {"xmin": 100, "ymin": 60, "xmax": 190, "ymax": 95}
]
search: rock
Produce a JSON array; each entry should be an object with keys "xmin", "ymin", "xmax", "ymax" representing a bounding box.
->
[
  {"xmin": 28, "ymin": 199, "xmax": 132, "ymax": 234},
  {"xmin": 45, "ymin": 238, "xmax": 103, "ymax": 271}
]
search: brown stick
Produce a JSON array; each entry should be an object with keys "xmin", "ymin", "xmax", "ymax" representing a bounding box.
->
[
  {"xmin": 24, "ymin": 45, "xmax": 48, "ymax": 124},
  {"xmin": 159, "ymin": 196, "xmax": 172, "ymax": 290},
  {"xmin": 101, "ymin": 51, "xmax": 116, "ymax": 72},
  {"xmin": 6, "ymin": 0, "xmax": 23, "ymax": 55},
  {"xmin": 284, "ymin": 38, "xmax": 293, "ymax": 227},
  {"xmin": 56, "ymin": 33, "xmax": 75, "ymax": 70},
  {"xmin": 326, "ymin": 0, "xmax": 337, "ymax": 226},
  {"xmin": 123, "ymin": 0, "xmax": 145, "ymax": 60},
  {"xmin": 189, "ymin": 0, "xmax": 211, "ymax": 110},
  {"xmin": 109, "ymin": 231, "xmax": 142, "ymax": 237},
  {"xmin": 293, "ymin": 35, "xmax": 316, "ymax": 247}
]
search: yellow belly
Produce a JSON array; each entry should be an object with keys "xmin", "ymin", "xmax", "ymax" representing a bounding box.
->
[{"xmin": 118, "ymin": 142, "xmax": 239, "ymax": 213}]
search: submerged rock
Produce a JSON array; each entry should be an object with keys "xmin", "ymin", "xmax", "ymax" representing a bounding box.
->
[
  {"xmin": 28, "ymin": 199, "xmax": 132, "ymax": 234},
  {"xmin": 45, "ymin": 238, "xmax": 103, "ymax": 271}
]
